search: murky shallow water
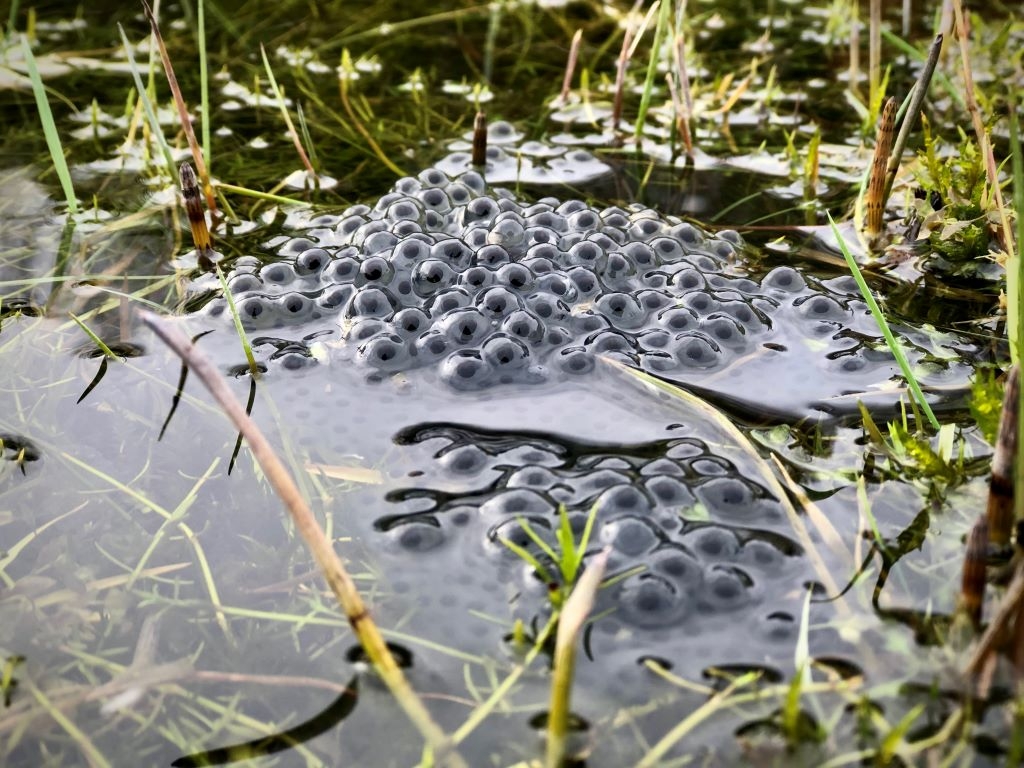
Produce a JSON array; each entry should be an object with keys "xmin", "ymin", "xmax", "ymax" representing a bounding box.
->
[{"xmin": 1, "ymin": 1, "xmax": 1019, "ymax": 765}]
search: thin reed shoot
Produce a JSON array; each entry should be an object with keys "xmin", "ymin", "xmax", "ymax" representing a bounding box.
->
[{"xmin": 827, "ymin": 212, "xmax": 940, "ymax": 430}]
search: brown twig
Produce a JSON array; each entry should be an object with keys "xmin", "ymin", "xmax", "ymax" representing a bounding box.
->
[
  {"xmin": 142, "ymin": 0, "xmax": 217, "ymax": 215},
  {"xmin": 881, "ymin": 34, "xmax": 943, "ymax": 204}
]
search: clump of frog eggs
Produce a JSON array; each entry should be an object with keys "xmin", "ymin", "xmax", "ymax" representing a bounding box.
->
[{"xmin": 208, "ymin": 165, "xmax": 848, "ymax": 390}]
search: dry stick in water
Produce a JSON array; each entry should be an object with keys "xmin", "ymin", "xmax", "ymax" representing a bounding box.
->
[
  {"xmin": 958, "ymin": 516, "xmax": 988, "ymax": 630},
  {"xmin": 611, "ymin": 13, "xmax": 636, "ymax": 133},
  {"xmin": 559, "ymin": 29, "xmax": 583, "ymax": 104},
  {"xmin": 471, "ymin": 110, "xmax": 487, "ymax": 168},
  {"xmin": 142, "ymin": 0, "xmax": 217, "ymax": 215},
  {"xmin": 881, "ymin": 34, "xmax": 943, "ymax": 204},
  {"xmin": 138, "ymin": 312, "xmax": 467, "ymax": 768},
  {"xmin": 987, "ymin": 366, "xmax": 1019, "ymax": 548},
  {"xmin": 864, "ymin": 96, "xmax": 895, "ymax": 243}
]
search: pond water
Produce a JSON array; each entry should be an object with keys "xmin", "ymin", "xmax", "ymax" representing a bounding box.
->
[{"xmin": 0, "ymin": 1, "xmax": 1019, "ymax": 766}]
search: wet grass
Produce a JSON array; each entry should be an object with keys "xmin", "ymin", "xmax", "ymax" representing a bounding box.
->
[{"xmin": 2, "ymin": 0, "xmax": 1024, "ymax": 765}]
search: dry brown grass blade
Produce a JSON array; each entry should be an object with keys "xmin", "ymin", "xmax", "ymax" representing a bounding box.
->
[
  {"xmin": 987, "ymin": 365, "xmax": 1018, "ymax": 547},
  {"xmin": 138, "ymin": 311, "xmax": 467, "ymax": 768},
  {"xmin": 611, "ymin": 6, "xmax": 639, "ymax": 133},
  {"xmin": 142, "ymin": 0, "xmax": 217, "ymax": 215},
  {"xmin": 864, "ymin": 96, "xmax": 895, "ymax": 242},
  {"xmin": 958, "ymin": 516, "xmax": 988, "ymax": 630},
  {"xmin": 559, "ymin": 29, "xmax": 583, "ymax": 104},
  {"xmin": 671, "ymin": 30, "xmax": 693, "ymax": 157},
  {"xmin": 260, "ymin": 43, "xmax": 318, "ymax": 180},
  {"xmin": 471, "ymin": 110, "xmax": 487, "ymax": 168},
  {"xmin": 180, "ymin": 163, "xmax": 214, "ymax": 270}
]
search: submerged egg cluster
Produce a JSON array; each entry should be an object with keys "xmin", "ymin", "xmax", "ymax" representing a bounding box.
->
[
  {"xmin": 380, "ymin": 424, "xmax": 805, "ymax": 642},
  {"xmin": 210, "ymin": 165, "xmax": 848, "ymax": 391}
]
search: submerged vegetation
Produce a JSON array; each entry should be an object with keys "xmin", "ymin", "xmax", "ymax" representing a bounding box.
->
[{"xmin": 1, "ymin": 0, "xmax": 1024, "ymax": 765}]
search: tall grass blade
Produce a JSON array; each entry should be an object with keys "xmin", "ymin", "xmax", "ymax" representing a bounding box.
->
[
  {"xmin": 197, "ymin": 0, "xmax": 210, "ymax": 172},
  {"xmin": 827, "ymin": 212, "xmax": 940, "ymax": 429},
  {"xmin": 634, "ymin": 0, "xmax": 671, "ymax": 143},
  {"xmin": 214, "ymin": 264, "xmax": 258, "ymax": 376},
  {"xmin": 1009, "ymin": 90, "xmax": 1024, "ymax": 533},
  {"xmin": 20, "ymin": 35, "xmax": 77, "ymax": 214},
  {"xmin": 6, "ymin": 0, "xmax": 19, "ymax": 35},
  {"xmin": 259, "ymin": 43, "xmax": 317, "ymax": 179}
]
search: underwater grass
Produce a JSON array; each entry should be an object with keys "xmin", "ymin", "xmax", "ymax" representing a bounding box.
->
[
  {"xmin": 139, "ymin": 311, "xmax": 468, "ymax": 767},
  {"xmin": 20, "ymin": 35, "xmax": 77, "ymax": 214},
  {"xmin": 827, "ymin": 212, "xmax": 940, "ymax": 430}
]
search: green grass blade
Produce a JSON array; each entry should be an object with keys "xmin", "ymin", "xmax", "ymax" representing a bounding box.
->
[
  {"xmin": 20, "ymin": 35, "xmax": 77, "ymax": 214},
  {"xmin": 69, "ymin": 312, "xmax": 117, "ymax": 359},
  {"xmin": 198, "ymin": 0, "xmax": 210, "ymax": 170},
  {"xmin": 7, "ymin": 0, "xmax": 19, "ymax": 35},
  {"xmin": 634, "ymin": 0, "xmax": 671, "ymax": 142},
  {"xmin": 499, "ymin": 536, "xmax": 555, "ymax": 586},
  {"xmin": 827, "ymin": 212, "xmax": 940, "ymax": 429},
  {"xmin": 516, "ymin": 515, "xmax": 560, "ymax": 569},
  {"xmin": 215, "ymin": 264, "xmax": 259, "ymax": 375},
  {"xmin": 1010, "ymin": 89, "xmax": 1024, "ymax": 530}
]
